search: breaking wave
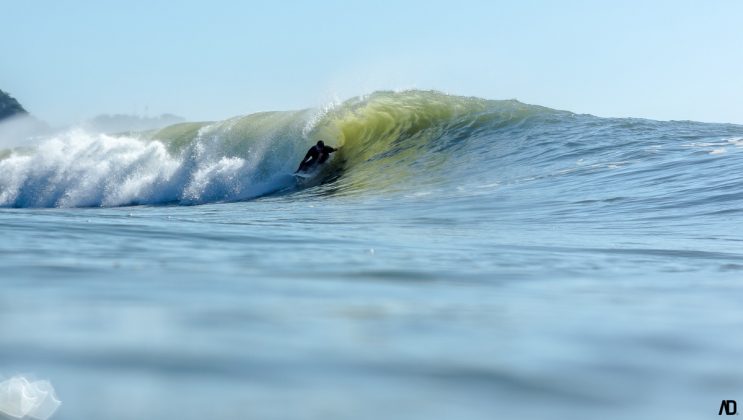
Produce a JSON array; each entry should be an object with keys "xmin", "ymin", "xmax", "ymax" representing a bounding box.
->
[{"xmin": 1, "ymin": 90, "xmax": 742, "ymax": 209}]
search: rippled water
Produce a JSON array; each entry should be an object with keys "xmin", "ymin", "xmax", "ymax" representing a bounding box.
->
[{"xmin": 2, "ymin": 91, "xmax": 743, "ymax": 419}]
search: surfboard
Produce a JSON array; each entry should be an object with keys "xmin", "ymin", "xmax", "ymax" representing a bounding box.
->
[
  {"xmin": 293, "ymin": 171, "xmax": 313, "ymax": 179},
  {"xmin": 293, "ymin": 166, "xmax": 321, "ymax": 185},
  {"xmin": 294, "ymin": 151, "xmax": 340, "ymax": 184}
]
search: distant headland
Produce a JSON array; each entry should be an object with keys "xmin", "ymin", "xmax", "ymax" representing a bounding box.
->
[
  {"xmin": 0, "ymin": 89, "xmax": 28, "ymax": 121},
  {"xmin": 0, "ymin": 89, "xmax": 183, "ymax": 134}
]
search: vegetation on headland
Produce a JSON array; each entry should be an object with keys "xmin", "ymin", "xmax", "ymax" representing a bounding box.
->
[{"xmin": 0, "ymin": 89, "xmax": 28, "ymax": 121}]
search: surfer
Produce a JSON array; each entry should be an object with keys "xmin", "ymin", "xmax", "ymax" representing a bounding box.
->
[{"xmin": 295, "ymin": 140, "xmax": 338, "ymax": 173}]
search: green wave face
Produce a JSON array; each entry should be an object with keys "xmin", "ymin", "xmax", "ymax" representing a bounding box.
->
[
  {"xmin": 140, "ymin": 90, "xmax": 557, "ymax": 195},
  {"xmin": 306, "ymin": 90, "xmax": 560, "ymax": 193}
]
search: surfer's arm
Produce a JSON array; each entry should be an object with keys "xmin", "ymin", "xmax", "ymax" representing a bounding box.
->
[
  {"xmin": 295, "ymin": 150, "xmax": 315, "ymax": 172},
  {"xmin": 300, "ymin": 150, "xmax": 315, "ymax": 163}
]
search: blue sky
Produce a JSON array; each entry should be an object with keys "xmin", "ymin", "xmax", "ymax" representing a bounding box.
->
[{"xmin": 3, "ymin": 0, "xmax": 742, "ymax": 125}]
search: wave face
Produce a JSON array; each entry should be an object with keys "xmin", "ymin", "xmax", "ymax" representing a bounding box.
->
[{"xmin": 1, "ymin": 90, "xmax": 743, "ymax": 209}]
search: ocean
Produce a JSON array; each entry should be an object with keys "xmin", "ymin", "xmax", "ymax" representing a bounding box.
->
[{"xmin": 1, "ymin": 90, "xmax": 742, "ymax": 419}]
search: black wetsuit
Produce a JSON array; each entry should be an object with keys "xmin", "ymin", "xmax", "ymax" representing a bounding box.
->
[{"xmin": 296, "ymin": 144, "xmax": 337, "ymax": 172}]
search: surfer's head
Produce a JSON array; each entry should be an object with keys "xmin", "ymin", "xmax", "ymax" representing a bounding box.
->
[{"xmin": 317, "ymin": 140, "xmax": 325, "ymax": 148}]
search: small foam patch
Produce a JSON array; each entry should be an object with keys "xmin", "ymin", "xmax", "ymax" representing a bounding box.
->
[{"xmin": 0, "ymin": 376, "xmax": 61, "ymax": 420}]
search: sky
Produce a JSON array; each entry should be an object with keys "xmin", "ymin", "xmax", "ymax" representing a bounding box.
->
[{"xmin": 2, "ymin": 0, "xmax": 742, "ymax": 125}]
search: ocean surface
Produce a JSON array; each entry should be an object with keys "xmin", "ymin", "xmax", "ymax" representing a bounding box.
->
[{"xmin": 1, "ymin": 90, "xmax": 742, "ymax": 419}]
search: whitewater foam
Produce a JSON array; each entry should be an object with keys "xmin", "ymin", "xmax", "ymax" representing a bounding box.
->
[{"xmin": 0, "ymin": 126, "xmax": 293, "ymax": 207}]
